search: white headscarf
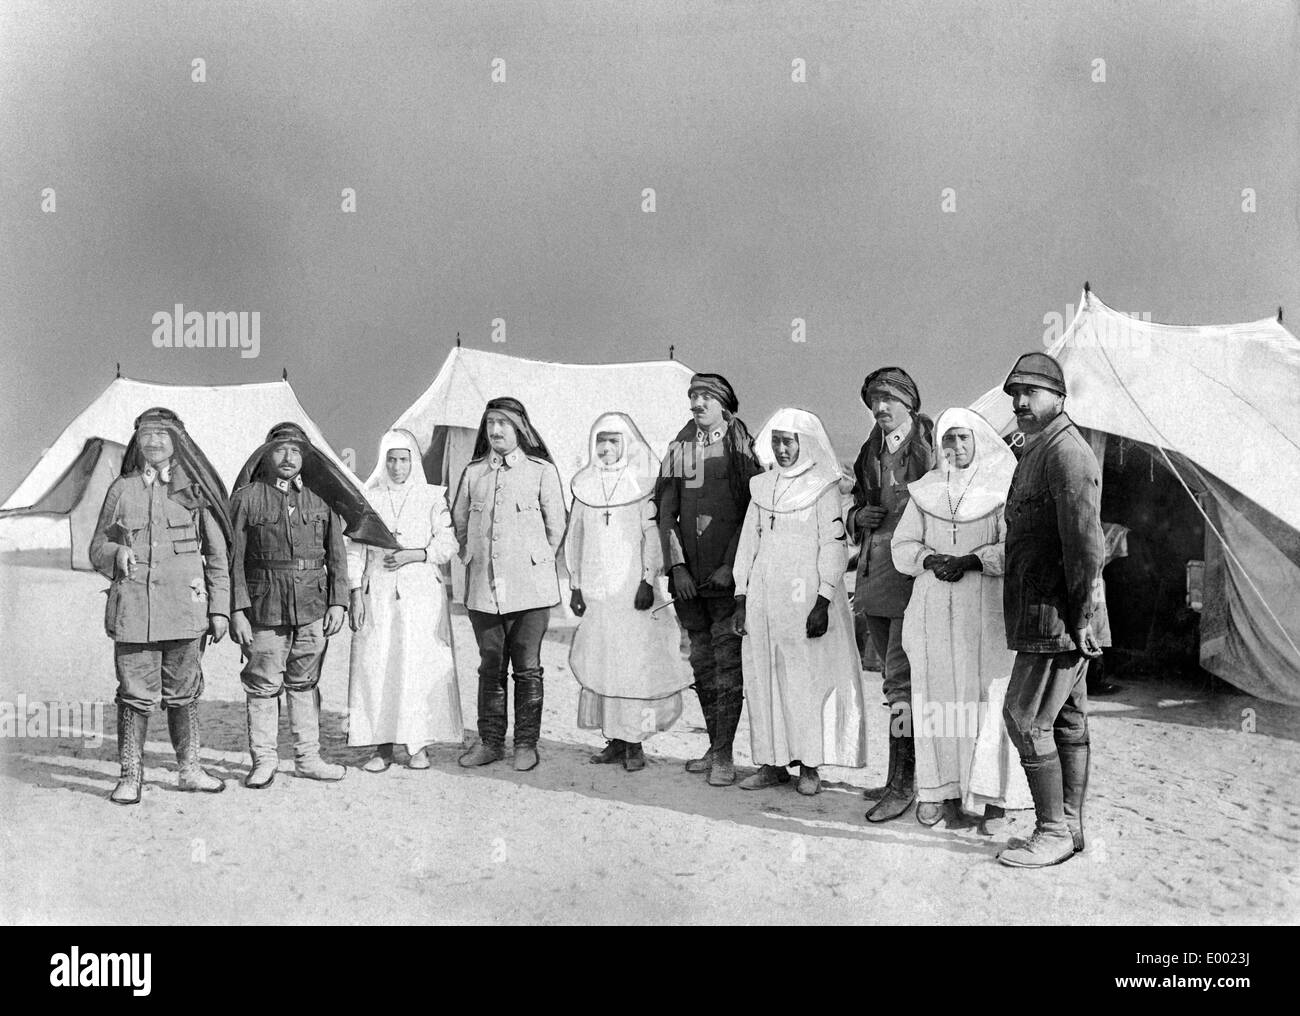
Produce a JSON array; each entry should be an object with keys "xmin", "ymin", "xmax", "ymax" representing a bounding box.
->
[
  {"xmin": 907, "ymin": 407, "xmax": 1016, "ymax": 523},
  {"xmin": 751, "ymin": 408, "xmax": 843, "ymax": 513},
  {"xmin": 570, "ymin": 411, "xmax": 659, "ymax": 508},
  {"xmin": 365, "ymin": 429, "xmax": 428, "ymax": 492}
]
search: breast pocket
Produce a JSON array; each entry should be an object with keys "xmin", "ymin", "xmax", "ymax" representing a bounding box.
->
[
  {"xmin": 163, "ymin": 501, "xmax": 201, "ymax": 555},
  {"xmin": 298, "ymin": 507, "xmax": 328, "ymax": 550},
  {"xmin": 1007, "ymin": 488, "xmax": 1050, "ymax": 532},
  {"xmin": 115, "ymin": 501, "xmax": 150, "ymax": 545}
]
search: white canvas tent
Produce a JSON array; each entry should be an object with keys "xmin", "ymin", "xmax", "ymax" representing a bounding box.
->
[
  {"xmin": 1, "ymin": 376, "xmax": 357, "ymax": 569},
  {"xmin": 971, "ymin": 290, "xmax": 1300, "ymax": 704},
  {"xmin": 389, "ymin": 347, "xmax": 698, "ymax": 599}
]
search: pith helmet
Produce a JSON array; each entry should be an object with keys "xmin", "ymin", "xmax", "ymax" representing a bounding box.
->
[{"xmin": 1003, "ymin": 352, "xmax": 1066, "ymax": 396}]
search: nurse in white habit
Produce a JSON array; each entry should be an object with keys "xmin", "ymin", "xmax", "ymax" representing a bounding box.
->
[
  {"xmin": 347, "ymin": 429, "xmax": 464, "ymax": 771},
  {"xmin": 891, "ymin": 407, "xmax": 1030, "ymax": 831},
  {"xmin": 731, "ymin": 408, "xmax": 868, "ymax": 797},
  {"xmin": 566, "ymin": 412, "xmax": 691, "ymax": 772}
]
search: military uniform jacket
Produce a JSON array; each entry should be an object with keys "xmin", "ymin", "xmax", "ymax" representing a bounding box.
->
[
  {"xmin": 230, "ymin": 477, "xmax": 349, "ymax": 628},
  {"xmin": 1003, "ymin": 412, "xmax": 1111, "ymax": 653},
  {"xmin": 451, "ymin": 449, "xmax": 567, "ymax": 614},
  {"xmin": 90, "ymin": 466, "xmax": 230, "ymax": 643},
  {"xmin": 846, "ymin": 418, "xmax": 933, "ymax": 617},
  {"xmin": 656, "ymin": 430, "xmax": 762, "ymax": 598}
]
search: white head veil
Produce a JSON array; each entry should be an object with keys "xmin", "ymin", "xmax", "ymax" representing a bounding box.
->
[
  {"xmin": 907, "ymin": 407, "xmax": 1016, "ymax": 522},
  {"xmin": 751, "ymin": 408, "xmax": 843, "ymax": 513},
  {"xmin": 365, "ymin": 429, "xmax": 428, "ymax": 492},
  {"xmin": 570, "ymin": 411, "xmax": 659, "ymax": 508}
]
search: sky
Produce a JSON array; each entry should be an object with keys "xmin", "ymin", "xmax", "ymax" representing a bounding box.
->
[{"xmin": 2, "ymin": 0, "xmax": 1297, "ymax": 491}]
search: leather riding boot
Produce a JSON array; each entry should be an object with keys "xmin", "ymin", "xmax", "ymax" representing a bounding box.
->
[
  {"xmin": 1005, "ymin": 743, "xmax": 1090, "ymax": 853},
  {"xmin": 623, "ymin": 742, "xmax": 646, "ymax": 772},
  {"xmin": 866, "ymin": 732, "xmax": 915, "ymax": 823},
  {"xmin": 167, "ymin": 702, "xmax": 224, "ymax": 793},
  {"xmin": 590, "ymin": 739, "xmax": 626, "ymax": 764},
  {"xmin": 512, "ymin": 673, "xmax": 543, "ymax": 771},
  {"xmin": 685, "ymin": 658, "xmax": 718, "ymax": 773},
  {"xmin": 708, "ymin": 675, "xmax": 743, "ymax": 787},
  {"xmin": 1057, "ymin": 740, "xmax": 1090, "ymax": 853},
  {"xmin": 997, "ymin": 752, "xmax": 1075, "ymax": 868},
  {"xmin": 110, "ymin": 703, "xmax": 148, "ymax": 805},
  {"xmin": 477, "ymin": 668, "xmax": 509, "ymax": 750},
  {"xmin": 863, "ymin": 724, "xmax": 899, "ymax": 801},
  {"xmin": 286, "ymin": 686, "xmax": 346, "ymax": 781},
  {"xmin": 244, "ymin": 695, "xmax": 280, "ymax": 789}
]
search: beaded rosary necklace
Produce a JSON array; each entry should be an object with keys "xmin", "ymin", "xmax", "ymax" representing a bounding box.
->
[{"xmin": 944, "ymin": 464, "xmax": 981, "ymax": 544}]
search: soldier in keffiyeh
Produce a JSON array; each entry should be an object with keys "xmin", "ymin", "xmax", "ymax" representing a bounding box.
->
[
  {"xmin": 848, "ymin": 366, "xmax": 935, "ymax": 823},
  {"xmin": 654, "ymin": 372, "xmax": 762, "ymax": 786},
  {"xmin": 451, "ymin": 397, "xmax": 567, "ymax": 773},
  {"xmin": 230, "ymin": 422, "xmax": 397, "ymax": 788},
  {"xmin": 89, "ymin": 407, "xmax": 231, "ymax": 804}
]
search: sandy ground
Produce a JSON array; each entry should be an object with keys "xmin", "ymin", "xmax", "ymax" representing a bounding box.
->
[{"xmin": 1, "ymin": 561, "xmax": 1298, "ymax": 925}]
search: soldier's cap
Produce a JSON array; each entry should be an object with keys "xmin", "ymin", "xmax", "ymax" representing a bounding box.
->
[
  {"xmin": 264, "ymin": 421, "xmax": 311, "ymax": 446},
  {"xmin": 1003, "ymin": 352, "xmax": 1066, "ymax": 397}
]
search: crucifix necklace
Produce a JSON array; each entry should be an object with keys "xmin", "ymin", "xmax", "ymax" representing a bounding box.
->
[
  {"xmin": 386, "ymin": 484, "xmax": 413, "ymax": 541},
  {"xmin": 944, "ymin": 465, "xmax": 980, "ymax": 544},
  {"xmin": 599, "ymin": 466, "xmax": 628, "ymax": 525},
  {"xmin": 768, "ymin": 475, "xmax": 801, "ymax": 529}
]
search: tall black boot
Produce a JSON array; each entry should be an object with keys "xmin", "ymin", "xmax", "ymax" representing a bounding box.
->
[
  {"xmin": 685, "ymin": 630, "xmax": 718, "ymax": 773},
  {"xmin": 707, "ymin": 679, "xmax": 743, "ymax": 787},
  {"xmin": 866, "ymin": 730, "xmax": 915, "ymax": 823},
  {"xmin": 864, "ymin": 703, "xmax": 904, "ymax": 801},
  {"xmin": 460, "ymin": 664, "xmax": 508, "ymax": 767},
  {"xmin": 1057, "ymin": 740, "xmax": 1090, "ymax": 853},
  {"xmin": 110, "ymin": 703, "xmax": 148, "ymax": 805},
  {"xmin": 512, "ymin": 671, "xmax": 544, "ymax": 771}
]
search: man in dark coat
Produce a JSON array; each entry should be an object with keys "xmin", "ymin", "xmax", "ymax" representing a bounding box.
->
[
  {"xmin": 230, "ymin": 422, "xmax": 397, "ymax": 788},
  {"xmin": 847, "ymin": 367, "xmax": 934, "ymax": 823},
  {"xmin": 655, "ymin": 373, "xmax": 762, "ymax": 786},
  {"xmin": 997, "ymin": 352, "xmax": 1108, "ymax": 868}
]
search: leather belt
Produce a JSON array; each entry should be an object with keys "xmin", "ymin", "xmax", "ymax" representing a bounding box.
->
[{"xmin": 250, "ymin": 558, "xmax": 325, "ymax": 571}]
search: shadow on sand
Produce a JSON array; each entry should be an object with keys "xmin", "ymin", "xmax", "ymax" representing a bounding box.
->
[{"xmin": 2, "ymin": 698, "xmax": 1005, "ymax": 859}]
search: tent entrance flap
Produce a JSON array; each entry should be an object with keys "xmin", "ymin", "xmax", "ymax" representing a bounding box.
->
[
  {"xmin": 0, "ymin": 438, "xmax": 125, "ymax": 570},
  {"xmin": 1097, "ymin": 434, "xmax": 1207, "ymax": 677},
  {"xmin": 1092, "ymin": 431, "xmax": 1300, "ymax": 704}
]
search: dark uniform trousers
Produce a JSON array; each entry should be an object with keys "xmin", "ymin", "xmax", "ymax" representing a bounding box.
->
[
  {"xmin": 673, "ymin": 593, "xmax": 743, "ymax": 755},
  {"xmin": 468, "ymin": 607, "xmax": 549, "ymax": 749}
]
